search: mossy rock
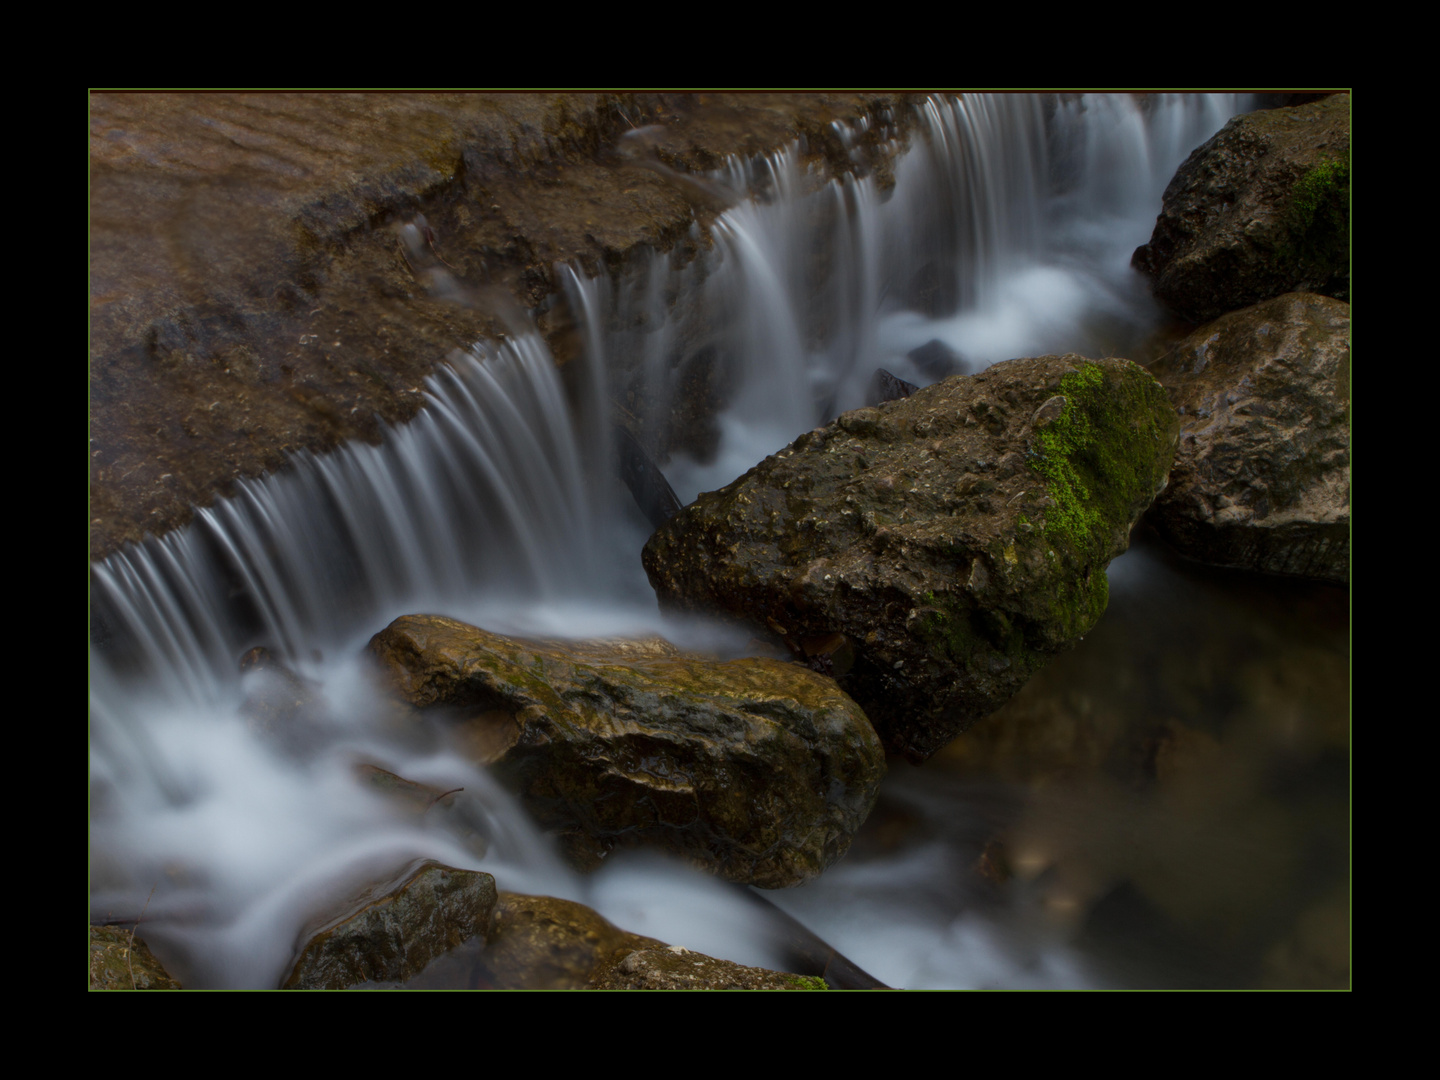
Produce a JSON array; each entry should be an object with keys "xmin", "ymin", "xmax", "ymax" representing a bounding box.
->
[
  {"xmin": 89, "ymin": 925, "xmax": 181, "ymax": 989},
  {"xmin": 1133, "ymin": 95, "xmax": 1350, "ymax": 323},
  {"xmin": 643, "ymin": 354, "xmax": 1178, "ymax": 761}
]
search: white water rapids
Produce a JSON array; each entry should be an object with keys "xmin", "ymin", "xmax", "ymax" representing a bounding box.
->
[{"xmin": 90, "ymin": 94, "xmax": 1347, "ymax": 989}]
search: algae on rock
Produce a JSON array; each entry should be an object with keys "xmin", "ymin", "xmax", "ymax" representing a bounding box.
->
[{"xmin": 643, "ymin": 355, "xmax": 1179, "ymax": 761}]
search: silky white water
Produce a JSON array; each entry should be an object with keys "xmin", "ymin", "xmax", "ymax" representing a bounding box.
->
[{"xmin": 89, "ymin": 94, "xmax": 1333, "ymax": 990}]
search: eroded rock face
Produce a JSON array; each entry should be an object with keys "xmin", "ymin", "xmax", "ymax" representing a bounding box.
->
[
  {"xmin": 643, "ymin": 355, "xmax": 1178, "ymax": 761},
  {"xmin": 367, "ymin": 617, "xmax": 885, "ymax": 888},
  {"xmin": 1145, "ymin": 293, "xmax": 1350, "ymax": 584},
  {"xmin": 1132, "ymin": 95, "xmax": 1350, "ymax": 323},
  {"xmin": 282, "ymin": 860, "xmax": 497, "ymax": 989}
]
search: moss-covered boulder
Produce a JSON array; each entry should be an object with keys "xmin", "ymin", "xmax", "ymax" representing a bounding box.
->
[
  {"xmin": 643, "ymin": 355, "xmax": 1178, "ymax": 761},
  {"xmin": 367, "ymin": 618, "xmax": 885, "ymax": 888},
  {"xmin": 1132, "ymin": 95, "xmax": 1350, "ymax": 323},
  {"xmin": 89, "ymin": 925, "xmax": 181, "ymax": 989},
  {"xmin": 281, "ymin": 860, "xmax": 497, "ymax": 989},
  {"xmin": 1144, "ymin": 293, "xmax": 1350, "ymax": 584}
]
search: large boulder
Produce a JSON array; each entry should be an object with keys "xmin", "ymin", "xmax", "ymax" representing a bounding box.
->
[
  {"xmin": 1132, "ymin": 95, "xmax": 1350, "ymax": 323},
  {"xmin": 1144, "ymin": 293, "xmax": 1350, "ymax": 584},
  {"xmin": 367, "ymin": 617, "xmax": 885, "ymax": 888},
  {"xmin": 282, "ymin": 860, "xmax": 498, "ymax": 989},
  {"xmin": 643, "ymin": 355, "xmax": 1178, "ymax": 761}
]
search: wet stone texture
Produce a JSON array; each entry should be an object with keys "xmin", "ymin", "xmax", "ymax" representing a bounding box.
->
[
  {"xmin": 89, "ymin": 93, "xmax": 915, "ymax": 563},
  {"xmin": 643, "ymin": 355, "xmax": 1179, "ymax": 762},
  {"xmin": 589, "ymin": 947, "xmax": 829, "ymax": 990},
  {"xmin": 89, "ymin": 926, "xmax": 181, "ymax": 989},
  {"xmin": 1132, "ymin": 94, "xmax": 1350, "ymax": 324},
  {"xmin": 282, "ymin": 860, "xmax": 498, "ymax": 989},
  {"xmin": 367, "ymin": 617, "xmax": 886, "ymax": 888},
  {"xmin": 1144, "ymin": 292, "xmax": 1349, "ymax": 584}
]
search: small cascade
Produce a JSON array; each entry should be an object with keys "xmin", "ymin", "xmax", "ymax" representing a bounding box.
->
[{"xmin": 90, "ymin": 93, "xmax": 1297, "ymax": 990}]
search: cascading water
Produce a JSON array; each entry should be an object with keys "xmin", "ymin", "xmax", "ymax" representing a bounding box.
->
[{"xmin": 91, "ymin": 93, "xmax": 1346, "ymax": 989}]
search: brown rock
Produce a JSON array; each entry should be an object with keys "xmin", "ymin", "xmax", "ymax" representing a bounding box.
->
[
  {"xmin": 589, "ymin": 947, "xmax": 829, "ymax": 990},
  {"xmin": 89, "ymin": 925, "xmax": 181, "ymax": 989},
  {"xmin": 643, "ymin": 355, "xmax": 1179, "ymax": 761},
  {"xmin": 1145, "ymin": 293, "xmax": 1349, "ymax": 583},
  {"xmin": 1132, "ymin": 95, "xmax": 1350, "ymax": 323},
  {"xmin": 368, "ymin": 617, "xmax": 885, "ymax": 887}
]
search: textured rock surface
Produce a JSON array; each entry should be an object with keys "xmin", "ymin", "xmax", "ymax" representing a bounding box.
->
[
  {"xmin": 282, "ymin": 860, "xmax": 497, "ymax": 989},
  {"xmin": 1132, "ymin": 95, "xmax": 1350, "ymax": 323},
  {"xmin": 89, "ymin": 93, "xmax": 915, "ymax": 562},
  {"xmin": 643, "ymin": 355, "xmax": 1178, "ymax": 761},
  {"xmin": 589, "ymin": 947, "xmax": 828, "ymax": 990},
  {"xmin": 478, "ymin": 893, "xmax": 665, "ymax": 990},
  {"xmin": 89, "ymin": 926, "xmax": 181, "ymax": 989},
  {"xmin": 1144, "ymin": 293, "xmax": 1349, "ymax": 583},
  {"xmin": 368, "ymin": 617, "xmax": 885, "ymax": 887}
]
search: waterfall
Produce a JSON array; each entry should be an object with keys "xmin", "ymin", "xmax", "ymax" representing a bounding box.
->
[{"xmin": 91, "ymin": 94, "xmax": 1288, "ymax": 989}]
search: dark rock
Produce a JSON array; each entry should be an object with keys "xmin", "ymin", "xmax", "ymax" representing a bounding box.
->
[
  {"xmin": 1132, "ymin": 95, "xmax": 1350, "ymax": 323},
  {"xmin": 615, "ymin": 424, "xmax": 682, "ymax": 527},
  {"xmin": 1145, "ymin": 293, "xmax": 1349, "ymax": 584},
  {"xmin": 281, "ymin": 860, "xmax": 497, "ymax": 989},
  {"xmin": 642, "ymin": 354, "xmax": 1178, "ymax": 761},
  {"xmin": 589, "ymin": 947, "xmax": 829, "ymax": 990},
  {"xmin": 367, "ymin": 617, "xmax": 885, "ymax": 887},
  {"xmin": 89, "ymin": 925, "xmax": 181, "ymax": 989},
  {"xmin": 907, "ymin": 337, "xmax": 966, "ymax": 380},
  {"xmin": 868, "ymin": 369, "xmax": 919, "ymax": 405}
]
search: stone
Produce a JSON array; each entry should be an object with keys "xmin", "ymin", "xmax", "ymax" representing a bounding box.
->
[
  {"xmin": 89, "ymin": 925, "xmax": 181, "ymax": 989},
  {"xmin": 281, "ymin": 860, "xmax": 497, "ymax": 989},
  {"xmin": 478, "ymin": 893, "xmax": 665, "ymax": 990},
  {"xmin": 1145, "ymin": 293, "xmax": 1349, "ymax": 584},
  {"xmin": 367, "ymin": 617, "xmax": 885, "ymax": 887},
  {"xmin": 1132, "ymin": 95, "xmax": 1350, "ymax": 323},
  {"xmin": 643, "ymin": 354, "xmax": 1178, "ymax": 761},
  {"xmin": 588, "ymin": 947, "xmax": 829, "ymax": 990}
]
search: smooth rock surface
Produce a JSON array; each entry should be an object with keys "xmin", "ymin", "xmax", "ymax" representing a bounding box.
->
[
  {"xmin": 368, "ymin": 617, "xmax": 886, "ymax": 887},
  {"xmin": 282, "ymin": 860, "xmax": 497, "ymax": 989},
  {"xmin": 1145, "ymin": 293, "xmax": 1349, "ymax": 583},
  {"xmin": 643, "ymin": 355, "xmax": 1178, "ymax": 761},
  {"xmin": 1132, "ymin": 95, "xmax": 1349, "ymax": 324}
]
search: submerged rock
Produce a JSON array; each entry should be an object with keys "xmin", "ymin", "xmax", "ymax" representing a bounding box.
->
[
  {"xmin": 1145, "ymin": 293, "xmax": 1349, "ymax": 584},
  {"xmin": 282, "ymin": 860, "xmax": 497, "ymax": 989},
  {"xmin": 367, "ymin": 617, "xmax": 885, "ymax": 887},
  {"xmin": 480, "ymin": 893, "xmax": 665, "ymax": 990},
  {"xmin": 1132, "ymin": 95, "xmax": 1350, "ymax": 323},
  {"xmin": 643, "ymin": 355, "xmax": 1178, "ymax": 761},
  {"xmin": 89, "ymin": 925, "xmax": 181, "ymax": 989}
]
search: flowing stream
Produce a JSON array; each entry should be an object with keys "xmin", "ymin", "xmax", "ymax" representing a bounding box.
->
[{"xmin": 89, "ymin": 94, "xmax": 1349, "ymax": 989}]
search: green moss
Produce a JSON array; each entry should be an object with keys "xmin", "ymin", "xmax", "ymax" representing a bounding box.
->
[
  {"xmin": 1026, "ymin": 361, "xmax": 1173, "ymax": 568},
  {"xmin": 786, "ymin": 974, "xmax": 829, "ymax": 990},
  {"xmin": 1285, "ymin": 158, "xmax": 1350, "ymax": 298}
]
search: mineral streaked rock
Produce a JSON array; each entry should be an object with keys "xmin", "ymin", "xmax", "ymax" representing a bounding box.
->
[
  {"xmin": 643, "ymin": 355, "xmax": 1178, "ymax": 761},
  {"xmin": 1145, "ymin": 292, "xmax": 1350, "ymax": 584},
  {"xmin": 281, "ymin": 860, "xmax": 497, "ymax": 989},
  {"xmin": 367, "ymin": 617, "xmax": 885, "ymax": 888},
  {"xmin": 1132, "ymin": 95, "xmax": 1350, "ymax": 323},
  {"xmin": 89, "ymin": 925, "xmax": 181, "ymax": 989}
]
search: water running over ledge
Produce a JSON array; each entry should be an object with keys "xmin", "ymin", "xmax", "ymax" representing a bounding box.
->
[{"xmin": 91, "ymin": 94, "xmax": 1345, "ymax": 989}]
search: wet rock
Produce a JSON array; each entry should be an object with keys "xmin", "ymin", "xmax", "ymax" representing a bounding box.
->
[
  {"xmin": 643, "ymin": 354, "xmax": 1178, "ymax": 761},
  {"xmin": 281, "ymin": 860, "xmax": 497, "ymax": 989},
  {"xmin": 908, "ymin": 338, "xmax": 966, "ymax": 380},
  {"xmin": 868, "ymin": 369, "xmax": 919, "ymax": 405},
  {"xmin": 615, "ymin": 424, "xmax": 682, "ymax": 527},
  {"xmin": 589, "ymin": 946, "xmax": 828, "ymax": 990},
  {"xmin": 1145, "ymin": 293, "xmax": 1349, "ymax": 584},
  {"xmin": 367, "ymin": 617, "xmax": 885, "ymax": 887},
  {"xmin": 238, "ymin": 647, "xmax": 328, "ymax": 752},
  {"xmin": 478, "ymin": 893, "xmax": 665, "ymax": 989},
  {"xmin": 1132, "ymin": 95, "xmax": 1350, "ymax": 323},
  {"xmin": 353, "ymin": 764, "xmax": 489, "ymax": 859},
  {"xmin": 89, "ymin": 925, "xmax": 181, "ymax": 989}
]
